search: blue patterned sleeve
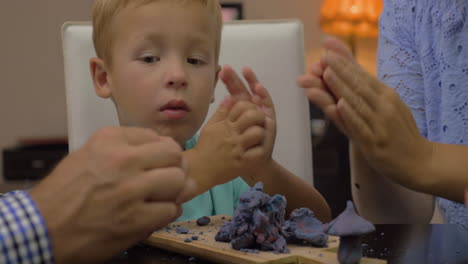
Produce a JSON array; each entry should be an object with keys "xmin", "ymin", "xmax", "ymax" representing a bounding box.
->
[
  {"xmin": 378, "ymin": 0, "xmax": 428, "ymax": 137},
  {"xmin": 0, "ymin": 191, "xmax": 54, "ymax": 264}
]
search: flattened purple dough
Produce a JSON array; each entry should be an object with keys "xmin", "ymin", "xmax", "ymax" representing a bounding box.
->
[{"xmin": 283, "ymin": 208, "xmax": 328, "ymax": 247}]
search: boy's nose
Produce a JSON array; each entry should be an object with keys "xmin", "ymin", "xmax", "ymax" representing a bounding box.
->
[{"xmin": 165, "ymin": 63, "xmax": 187, "ymax": 89}]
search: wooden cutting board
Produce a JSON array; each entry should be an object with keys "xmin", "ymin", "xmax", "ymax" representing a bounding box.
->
[{"xmin": 145, "ymin": 215, "xmax": 386, "ymax": 264}]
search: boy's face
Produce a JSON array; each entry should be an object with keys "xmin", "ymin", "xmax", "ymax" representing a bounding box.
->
[{"xmin": 94, "ymin": 1, "xmax": 219, "ymax": 145}]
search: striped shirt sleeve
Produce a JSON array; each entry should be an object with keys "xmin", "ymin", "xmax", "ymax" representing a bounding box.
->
[{"xmin": 0, "ymin": 191, "xmax": 54, "ymax": 264}]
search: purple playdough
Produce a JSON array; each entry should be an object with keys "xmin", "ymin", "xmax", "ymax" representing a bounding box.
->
[
  {"xmin": 324, "ymin": 200, "xmax": 375, "ymax": 264},
  {"xmin": 196, "ymin": 216, "xmax": 211, "ymax": 226},
  {"xmin": 175, "ymin": 227, "xmax": 189, "ymax": 234},
  {"xmin": 215, "ymin": 182, "xmax": 289, "ymax": 253},
  {"xmin": 283, "ymin": 208, "xmax": 328, "ymax": 247}
]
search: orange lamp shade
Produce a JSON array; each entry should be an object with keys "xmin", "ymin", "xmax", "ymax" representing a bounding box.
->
[{"xmin": 320, "ymin": 0, "xmax": 383, "ymax": 38}]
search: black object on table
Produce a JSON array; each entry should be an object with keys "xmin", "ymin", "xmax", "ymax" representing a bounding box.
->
[
  {"xmin": 3, "ymin": 142, "xmax": 68, "ymax": 181},
  {"xmin": 106, "ymin": 224, "xmax": 468, "ymax": 264}
]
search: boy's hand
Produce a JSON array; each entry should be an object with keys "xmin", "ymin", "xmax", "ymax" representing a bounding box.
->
[
  {"xmin": 196, "ymin": 96, "xmax": 267, "ymax": 186},
  {"xmin": 220, "ymin": 65, "xmax": 277, "ymax": 175}
]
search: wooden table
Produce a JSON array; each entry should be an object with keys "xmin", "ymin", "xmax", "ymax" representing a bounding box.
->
[{"xmin": 107, "ymin": 219, "xmax": 468, "ymax": 264}]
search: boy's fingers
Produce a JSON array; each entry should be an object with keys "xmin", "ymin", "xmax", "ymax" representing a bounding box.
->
[
  {"xmin": 243, "ymin": 146, "xmax": 266, "ymax": 162},
  {"xmin": 235, "ymin": 110, "xmax": 266, "ymax": 134},
  {"xmin": 240, "ymin": 126, "xmax": 265, "ymax": 150},
  {"xmin": 253, "ymin": 84, "xmax": 276, "ymax": 120},
  {"xmin": 207, "ymin": 96, "xmax": 233, "ymax": 124},
  {"xmin": 228, "ymin": 100, "xmax": 258, "ymax": 123},
  {"xmin": 220, "ymin": 65, "xmax": 251, "ymax": 101},
  {"xmin": 253, "ymin": 83, "xmax": 274, "ymax": 109},
  {"xmin": 242, "ymin": 66, "xmax": 260, "ymax": 95}
]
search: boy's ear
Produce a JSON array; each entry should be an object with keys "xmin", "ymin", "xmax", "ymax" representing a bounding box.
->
[
  {"xmin": 90, "ymin": 57, "xmax": 112, "ymax": 98},
  {"xmin": 211, "ymin": 65, "xmax": 222, "ymax": 103}
]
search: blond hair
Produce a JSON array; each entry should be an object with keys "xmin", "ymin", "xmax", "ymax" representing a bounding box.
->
[{"xmin": 91, "ymin": 0, "xmax": 222, "ymax": 66}]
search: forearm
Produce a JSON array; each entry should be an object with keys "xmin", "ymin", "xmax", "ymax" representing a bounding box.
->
[
  {"xmin": 420, "ymin": 142, "xmax": 468, "ymax": 203},
  {"xmin": 350, "ymin": 144, "xmax": 434, "ymax": 224},
  {"xmin": 246, "ymin": 160, "xmax": 331, "ymax": 223}
]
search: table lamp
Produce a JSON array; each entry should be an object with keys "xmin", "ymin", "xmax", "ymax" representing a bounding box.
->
[{"xmin": 320, "ymin": 0, "xmax": 382, "ymax": 54}]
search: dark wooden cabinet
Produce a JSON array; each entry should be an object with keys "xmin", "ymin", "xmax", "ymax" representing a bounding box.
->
[{"xmin": 311, "ymin": 105, "xmax": 352, "ymax": 218}]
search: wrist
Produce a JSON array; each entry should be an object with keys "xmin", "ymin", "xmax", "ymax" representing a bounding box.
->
[
  {"xmin": 407, "ymin": 137, "xmax": 438, "ymax": 192},
  {"xmin": 184, "ymin": 148, "xmax": 223, "ymax": 192},
  {"xmin": 243, "ymin": 158, "xmax": 275, "ymax": 185}
]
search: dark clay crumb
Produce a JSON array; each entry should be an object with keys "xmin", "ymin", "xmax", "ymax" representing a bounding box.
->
[
  {"xmin": 196, "ymin": 216, "xmax": 211, "ymax": 226},
  {"xmin": 175, "ymin": 227, "xmax": 189, "ymax": 234}
]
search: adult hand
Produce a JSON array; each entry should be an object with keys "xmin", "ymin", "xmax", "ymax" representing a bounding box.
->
[
  {"xmin": 299, "ymin": 37, "xmax": 432, "ymax": 189},
  {"xmin": 29, "ymin": 127, "xmax": 195, "ymax": 264},
  {"xmin": 297, "ymin": 37, "xmax": 353, "ymax": 133}
]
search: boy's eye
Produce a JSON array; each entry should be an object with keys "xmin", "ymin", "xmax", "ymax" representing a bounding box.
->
[
  {"xmin": 142, "ymin": 56, "xmax": 159, "ymax": 64},
  {"xmin": 187, "ymin": 58, "xmax": 205, "ymax": 65}
]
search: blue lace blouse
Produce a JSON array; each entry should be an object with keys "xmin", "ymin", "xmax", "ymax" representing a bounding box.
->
[{"xmin": 378, "ymin": 0, "xmax": 468, "ymax": 224}]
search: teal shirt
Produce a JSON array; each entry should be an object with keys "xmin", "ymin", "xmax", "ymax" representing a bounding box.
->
[{"xmin": 177, "ymin": 136, "xmax": 251, "ymax": 221}]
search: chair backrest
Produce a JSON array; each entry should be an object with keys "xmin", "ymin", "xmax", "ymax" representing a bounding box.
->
[{"xmin": 62, "ymin": 20, "xmax": 314, "ymax": 185}]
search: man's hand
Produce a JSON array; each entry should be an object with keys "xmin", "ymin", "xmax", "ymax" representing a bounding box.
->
[{"xmin": 29, "ymin": 127, "xmax": 195, "ymax": 264}]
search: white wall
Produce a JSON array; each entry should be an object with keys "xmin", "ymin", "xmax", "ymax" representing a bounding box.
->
[
  {"xmin": 227, "ymin": 0, "xmax": 378, "ymax": 75},
  {"xmin": 0, "ymin": 0, "xmax": 377, "ymax": 180},
  {"xmin": 223, "ymin": 0, "xmax": 325, "ymax": 62},
  {"xmin": 0, "ymin": 0, "xmax": 95, "ymax": 180}
]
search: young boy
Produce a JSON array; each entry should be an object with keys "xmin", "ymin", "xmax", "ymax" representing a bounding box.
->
[{"xmin": 89, "ymin": 0, "xmax": 331, "ymax": 222}]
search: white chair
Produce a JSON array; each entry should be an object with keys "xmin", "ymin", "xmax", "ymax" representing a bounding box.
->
[{"xmin": 61, "ymin": 20, "xmax": 314, "ymax": 185}]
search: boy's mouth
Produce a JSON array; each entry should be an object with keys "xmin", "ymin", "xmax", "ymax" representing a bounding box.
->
[{"xmin": 160, "ymin": 99, "xmax": 190, "ymax": 120}]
